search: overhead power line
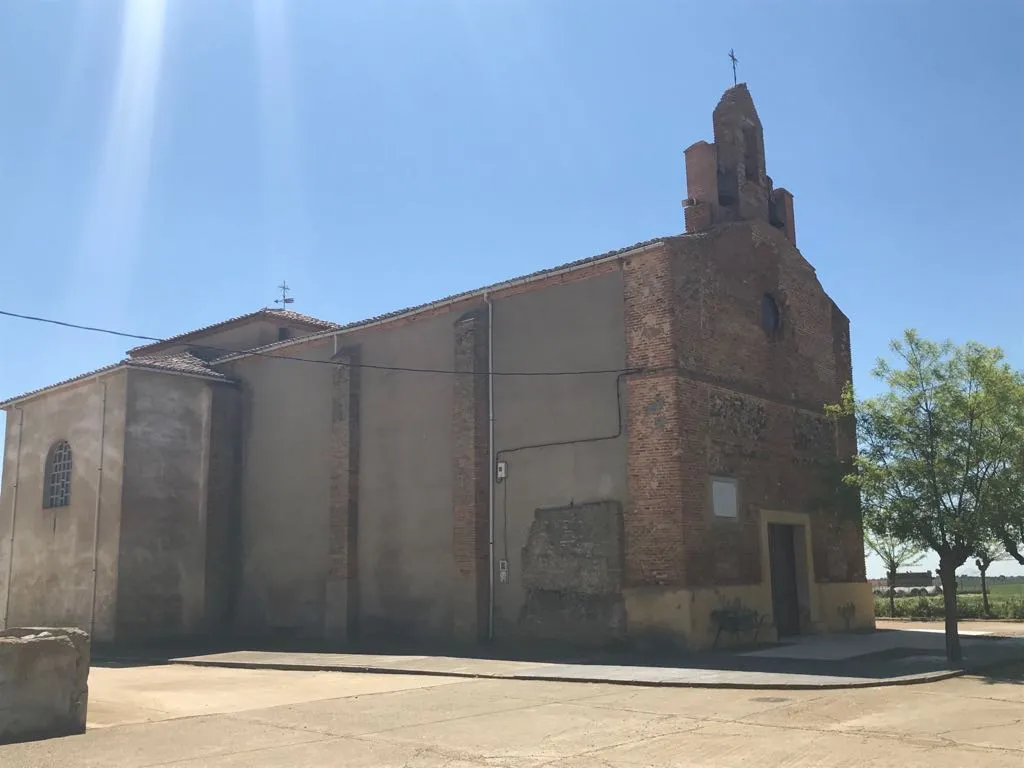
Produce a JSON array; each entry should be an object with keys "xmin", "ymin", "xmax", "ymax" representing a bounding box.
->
[
  {"xmin": 0, "ymin": 309, "xmax": 641, "ymax": 378},
  {"xmin": 0, "ymin": 310, "xmax": 162, "ymax": 343}
]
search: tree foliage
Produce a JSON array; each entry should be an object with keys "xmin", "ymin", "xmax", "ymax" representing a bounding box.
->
[
  {"xmin": 974, "ymin": 540, "xmax": 1008, "ymax": 571},
  {"xmin": 863, "ymin": 519, "xmax": 924, "ymax": 617},
  {"xmin": 989, "ymin": 441, "xmax": 1024, "ymax": 566},
  {"xmin": 829, "ymin": 330, "xmax": 1024, "ymax": 663},
  {"xmin": 864, "ymin": 524, "xmax": 924, "ymax": 576},
  {"xmin": 973, "ymin": 540, "xmax": 1009, "ymax": 618}
]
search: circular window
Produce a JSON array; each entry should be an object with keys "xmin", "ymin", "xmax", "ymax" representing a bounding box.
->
[{"xmin": 761, "ymin": 294, "xmax": 781, "ymax": 334}]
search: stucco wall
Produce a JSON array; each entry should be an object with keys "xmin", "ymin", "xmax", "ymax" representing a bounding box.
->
[
  {"xmin": 228, "ymin": 339, "xmax": 335, "ymax": 638},
  {"xmin": 0, "ymin": 374, "xmax": 127, "ymax": 642},
  {"xmin": 203, "ymin": 386, "xmax": 242, "ymax": 633},
  {"xmin": 130, "ymin": 317, "xmax": 327, "ymax": 361},
  {"xmin": 231, "ymin": 315, "xmax": 460, "ymax": 644},
  {"xmin": 115, "ymin": 370, "xmax": 216, "ymax": 640},
  {"xmin": 350, "ymin": 314, "xmax": 456, "ymax": 642},
  {"xmin": 491, "ymin": 269, "xmax": 628, "ymax": 641}
]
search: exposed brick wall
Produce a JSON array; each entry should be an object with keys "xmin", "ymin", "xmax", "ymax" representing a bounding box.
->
[
  {"xmin": 828, "ymin": 303, "xmax": 865, "ymax": 580},
  {"xmin": 671, "ymin": 224, "xmax": 839, "ymax": 409},
  {"xmin": 451, "ymin": 309, "xmax": 490, "ymax": 642},
  {"xmin": 684, "ymin": 141, "xmax": 717, "ymax": 233},
  {"xmin": 770, "ymin": 188, "xmax": 796, "ymax": 245},
  {"xmin": 324, "ymin": 346, "xmax": 361, "ymax": 641},
  {"xmin": 686, "ymin": 85, "xmax": 798, "ymax": 245},
  {"xmin": 623, "ymin": 245, "xmax": 685, "ymax": 586},
  {"xmin": 663, "ymin": 222, "xmax": 864, "ymax": 587},
  {"xmin": 712, "ymin": 84, "xmax": 769, "ymax": 224}
]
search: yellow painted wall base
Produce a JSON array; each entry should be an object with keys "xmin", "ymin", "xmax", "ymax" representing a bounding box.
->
[
  {"xmin": 623, "ymin": 510, "xmax": 875, "ymax": 650},
  {"xmin": 817, "ymin": 581, "xmax": 876, "ymax": 633},
  {"xmin": 623, "ymin": 580, "xmax": 876, "ymax": 651}
]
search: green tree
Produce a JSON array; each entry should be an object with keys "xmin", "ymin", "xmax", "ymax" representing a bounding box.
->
[
  {"xmin": 990, "ymin": 443, "xmax": 1024, "ymax": 569},
  {"xmin": 864, "ymin": 522, "xmax": 924, "ymax": 617},
  {"xmin": 973, "ymin": 541, "xmax": 1009, "ymax": 617},
  {"xmin": 829, "ymin": 331, "xmax": 1024, "ymax": 664}
]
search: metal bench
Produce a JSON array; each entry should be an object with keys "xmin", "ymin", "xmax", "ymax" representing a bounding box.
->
[{"xmin": 711, "ymin": 607, "xmax": 767, "ymax": 648}]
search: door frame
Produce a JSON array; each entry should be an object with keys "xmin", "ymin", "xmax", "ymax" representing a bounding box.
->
[
  {"xmin": 767, "ymin": 523, "xmax": 802, "ymax": 636},
  {"xmin": 759, "ymin": 510, "xmax": 817, "ymax": 633}
]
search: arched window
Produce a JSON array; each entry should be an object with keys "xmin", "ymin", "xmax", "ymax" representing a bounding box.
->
[
  {"xmin": 43, "ymin": 440, "xmax": 73, "ymax": 509},
  {"xmin": 762, "ymin": 293, "xmax": 782, "ymax": 335}
]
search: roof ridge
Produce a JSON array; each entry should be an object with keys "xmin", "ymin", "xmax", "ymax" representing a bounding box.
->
[
  {"xmin": 4, "ymin": 233, "xmax": 679, "ymax": 406},
  {"xmin": 213, "ymin": 235, "xmax": 672, "ymax": 363},
  {"xmin": 0, "ymin": 354, "xmax": 232, "ymax": 407},
  {"xmin": 126, "ymin": 307, "xmax": 340, "ymax": 355}
]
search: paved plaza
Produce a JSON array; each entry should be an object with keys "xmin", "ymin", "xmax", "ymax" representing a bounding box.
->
[
  {"xmin": 3, "ymin": 659, "xmax": 1024, "ymax": 767},
  {"xmin": 3, "ymin": 621, "xmax": 1024, "ymax": 767},
  {"xmin": 167, "ymin": 619, "xmax": 1024, "ymax": 688}
]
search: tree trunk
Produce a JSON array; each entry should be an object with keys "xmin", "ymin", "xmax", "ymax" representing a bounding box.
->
[
  {"xmin": 981, "ymin": 566, "xmax": 990, "ymax": 617},
  {"xmin": 1005, "ymin": 543, "xmax": 1024, "ymax": 566},
  {"xmin": 938, "ymin": 559, "xmax": 963, "ymax": 666},
  {"xmin": 888, "ymin": 567, "xmax": 897, "ymax": 617}
]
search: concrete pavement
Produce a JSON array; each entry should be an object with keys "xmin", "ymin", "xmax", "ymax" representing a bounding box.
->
[
  {"xmin": 875, "ymin": 618, "xmax": 1024, "ymax": 635},
  {"xmin": 164, "ymin": 621, "xmax": 1024, "ymax": 689},
  {"xmin": 3, "ymin": 661, "xmax": 1024, "ymax": 766}
]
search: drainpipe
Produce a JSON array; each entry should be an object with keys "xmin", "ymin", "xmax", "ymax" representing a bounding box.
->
[
  {"xmin": 89, "ymin": 380, "xmax": 108, "ymax": 638},
  {"xmin": 485, "ymin": 293, "xmax": 495, "ymax": 641},
  {"xmin": 2, "ymin": 408, "xmax": 24, "ymax": 630}
]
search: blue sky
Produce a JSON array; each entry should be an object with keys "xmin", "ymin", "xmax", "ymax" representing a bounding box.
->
[{"xmin": 1, "ymin": 1, "xmax": 1022, "ymax": 578}]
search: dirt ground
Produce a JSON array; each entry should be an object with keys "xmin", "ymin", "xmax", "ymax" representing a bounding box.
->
[
  {"xmin": 2, "ymin": 656, "xmax": 1024, "ymax": 767},
  {"xmin": 875, "ymin": 618, "xmax": 1024, "ymax": 635}
]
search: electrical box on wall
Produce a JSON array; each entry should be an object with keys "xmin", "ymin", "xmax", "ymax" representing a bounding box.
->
[{"xmin": 496, "ymin": 460, "xmax": 507, "ymax": 482}]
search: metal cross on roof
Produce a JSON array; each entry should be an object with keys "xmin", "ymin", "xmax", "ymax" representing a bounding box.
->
[
  {"xmin": 275, "ymin": 281, "xmax": 294, "ymax": 307},
  {"xmin": 729, "ymin": 49, "xmax": 738, "ymax": 86}
]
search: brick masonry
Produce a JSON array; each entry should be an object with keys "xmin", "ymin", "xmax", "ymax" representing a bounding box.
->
[
  {"xmin": 623, "ymin": 244, "xmax": 686, "ymax": 587},
  {"xmin": 621, "ymin": 221, "xmax": 863, "ymax": 596},
  {"xmin": 620, "ymin": 82, "xmax": 864, "ymax": 600},
  {"xmin": 324, "ymin": 346, "xmax": 361, "ymax": 641},
  {"xmin": 665, "ymin": 222, "xmax": 864, "ymax": 588},
  {"xmin": 451, "ymin": 309, "xmax": 490, "ymax": 643},
  {"xmin": 712, "ymin": 85, "xmax": 769, "ymax": 223}
]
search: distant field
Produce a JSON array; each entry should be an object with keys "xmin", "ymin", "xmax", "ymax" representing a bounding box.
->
[
  {"xmin": 876, "ymin": 590, "xmax": 1024, "ymax": 619},
  {"xmin": 873, "ymin": 576, "xmax": 1024, "ymax": 618},
  {"xmin": 985, "ymin": 582, "xmax": 1024, "ymax": 597},
  {"xmin": 955, "ymin": 579, "xmax": 1024, "ymax": 597}
]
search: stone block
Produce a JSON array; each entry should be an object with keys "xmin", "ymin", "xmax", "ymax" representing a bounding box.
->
[
  {"xmin": 521, "ymin": 501, "xmax": 624, "ymax": 595},
  {"xmin": 518, "ymin": 501, "xmax": 626, "ymax": 645},
  {"xmin": 0, "ymin": 627, "xmax": 90, "ymax": 744}
]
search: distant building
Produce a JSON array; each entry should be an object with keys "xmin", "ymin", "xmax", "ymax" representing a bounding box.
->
[
  {"xmin": 0, "ymin": 85, "xmax": 873, "ymax": 651},
  {"xmin": 894, "ymin": 571, "xmax": 934, "ymax": 589},
  {"xmin": 870, "ymin": 571, "xmax": 938, "ymax": 594}
]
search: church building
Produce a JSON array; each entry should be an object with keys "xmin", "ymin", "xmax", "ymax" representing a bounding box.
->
[{"xmin": 0, "ymin": 85, "xmax": 873, "ymax": 650}]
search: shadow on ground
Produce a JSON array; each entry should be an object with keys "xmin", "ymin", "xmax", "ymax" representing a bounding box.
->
[
  {"xmin": 975, "ymin": 661, "xmax": 1024, "ymax": 685},
  {"xmin": 92, "ymin": 628, "xmax": 1024, "ymax": 687}
]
